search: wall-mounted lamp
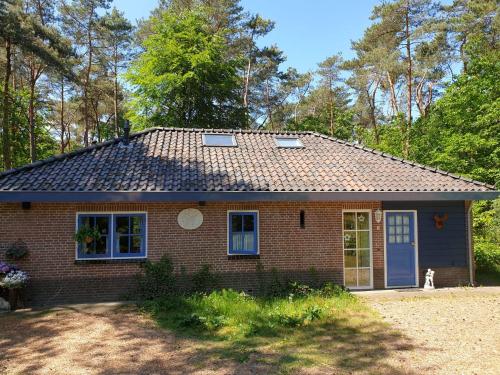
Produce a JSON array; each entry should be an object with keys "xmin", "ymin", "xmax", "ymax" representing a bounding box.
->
[{"xmin": 374, "ymin": 208, "xmax": 383, "ymax": 223}]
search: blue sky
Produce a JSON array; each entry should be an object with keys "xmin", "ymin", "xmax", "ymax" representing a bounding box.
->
[{"xmin": 114, "ymin": 0, "xmax": 381, "ymax": 73}]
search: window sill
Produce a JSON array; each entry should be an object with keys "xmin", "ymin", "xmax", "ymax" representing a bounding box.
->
[
  {"xmin": 227, "ymin": 255, "xmax": 260, "ymax": 260},
  {"xmin": 75, "ymin": 258, "xmax": 147, "ymax": 265}
]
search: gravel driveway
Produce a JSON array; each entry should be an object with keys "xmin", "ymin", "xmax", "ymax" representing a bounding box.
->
[
  {"xmin": 361, "ymin": 287, "xmax": 500, "ymax": 375},
  {"xmin": 0, "ymin": 287, "xmax": 498, "ymax": 374}
]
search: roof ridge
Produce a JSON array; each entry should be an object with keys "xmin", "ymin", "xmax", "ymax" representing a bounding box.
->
[{"xmin": 306, "ymin": 131, "xmax": 496, "ymax": 190}]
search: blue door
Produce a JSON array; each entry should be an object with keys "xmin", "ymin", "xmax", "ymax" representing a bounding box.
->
[{"xmin": 386, "ymin": 212, "xmax": 417, "ymax": 287}]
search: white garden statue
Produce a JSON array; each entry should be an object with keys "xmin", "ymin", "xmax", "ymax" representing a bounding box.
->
[{"xmin": 424, "ymin": 268, "xmax": 435, "ymax": 290}]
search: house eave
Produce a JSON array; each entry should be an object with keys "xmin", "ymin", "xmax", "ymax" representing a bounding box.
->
[{"xmin": 0, "ymin": 190, "xmax": 498, "ymax": 202}]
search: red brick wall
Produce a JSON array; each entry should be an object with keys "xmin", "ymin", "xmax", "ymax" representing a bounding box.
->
[
  {"xmin": 0, "ymin": 201, "xmax": 389, "ymax": 304},
  {"xmin": 0, "ymin": 201, "xmax": 472, "ymax": 304}
]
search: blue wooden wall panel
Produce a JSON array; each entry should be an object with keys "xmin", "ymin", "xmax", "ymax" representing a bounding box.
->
[{"xmin": 382, "ymin": 201, "xmax": 468, "ymax": 267}]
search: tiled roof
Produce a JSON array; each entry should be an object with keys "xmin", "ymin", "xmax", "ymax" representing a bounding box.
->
[{"xmin": 0, "ymin": 127, "xmax": 495, "ymax": 193}]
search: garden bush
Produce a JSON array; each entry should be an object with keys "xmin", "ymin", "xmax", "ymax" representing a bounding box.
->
[
  {"xmin": 475, "ymin": 241, "xmax": 500, "ymax": 272},
  {"xmin": 136, "ymin": 256, "xmax": 177, "ymax": 299},
  {"xmin": 191, "ymin": 264, "xmax": 220, "ymax": 293}
]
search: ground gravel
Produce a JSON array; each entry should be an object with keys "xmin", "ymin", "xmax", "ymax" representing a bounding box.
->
[
  {"xmin": 364, "ymin": 287, "xmax": 500, "ymax": 375},
  {"xmin": 0, "ymin": 287, "xmax": 498, "ymax": 374}
]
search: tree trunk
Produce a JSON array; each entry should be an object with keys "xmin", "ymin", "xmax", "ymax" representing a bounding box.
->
[
  {"xmin": 328, "ymin": 76, "xmax": 334, "ymax": 136},
  {"xmin": 367, "ymin": 79, "xmax": 381, "ymax": 144},
  {"xmin": 28, "ymin": 71, "xmax": 37, "ymax": 163},
  {"xmin": 83, "ymin": 10, "xmax": 94, "ymax": 147},
  {"xmin": 60, "ymin": 78, "xmax": 65, "ymax": 153},
  {"xmin": 404, "ymin": 0, "xmax": 412, "ymax": 158},
  {"xmin": 386, "ymin": 72, "xmax": 399, "ymax": 116},
  {"xmin": 2, "ymin": 38, "xmax": 12, "ymax": 170},
  {"xmin": 113, "ymin": 45, "xmax": 119, "ymax": 137}
]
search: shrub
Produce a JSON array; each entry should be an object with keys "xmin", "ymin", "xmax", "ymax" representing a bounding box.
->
[
  {"xmin": 0, "ymin": 270, "xmax": 29, "ymax": 289},
  {"xmin": 191, "ymin": 264, "xmax": 220, "ymax": 293},
  {"xmin": 136, "ymin": 256, "xmax": 177, "ymax": 299},
  {"xmin": 475, "ymin": 241, "xmax": 500, "ymax": 272},
  {"xmin": 5, "ymin": 240, "xmax": 28, "ymax": 260}
]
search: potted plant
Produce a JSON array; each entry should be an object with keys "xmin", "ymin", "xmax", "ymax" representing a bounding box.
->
[
  {"xmin": 74, "ymin": 225, "xmax": 101, "ymax": 244},
  {"xmin": 5, "ymin": 240, "xmax": 29, "ymax": 260},
  {"xmin": 0, "ymin": 262, "xmax": 29, "ymax": 310}
]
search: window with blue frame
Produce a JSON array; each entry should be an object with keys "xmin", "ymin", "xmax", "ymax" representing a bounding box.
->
[
  {"xmin": 76, "ymin": 213, "xmax": 147, "ymax": 259},
  {"xmin": 77, "ymin": 214, "xmax": 111, "ymax": 258},
  {"xmin": 228, "ymin": 212, "xmax": 258, "ymax": 255}
]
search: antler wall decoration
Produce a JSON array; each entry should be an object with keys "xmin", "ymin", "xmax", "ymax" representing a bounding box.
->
[{"xmin": 433, "ymin": 213, "xmax": 449, "ymax": 229}]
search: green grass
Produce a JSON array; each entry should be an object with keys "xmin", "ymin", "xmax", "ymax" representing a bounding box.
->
[{"xmin": 140, "ymin": 286, "xmax": 408, "ymax": 373}]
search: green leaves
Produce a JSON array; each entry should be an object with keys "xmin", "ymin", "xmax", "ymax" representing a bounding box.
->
[{"xmin": 126, "ymin": 8, "xmax": 245, "ymax": 129}]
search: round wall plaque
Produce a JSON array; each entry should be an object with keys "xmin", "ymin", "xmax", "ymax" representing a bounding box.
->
[{"xmin": 177, "ymin": 208, "xmax": 203, "ymax": 230}]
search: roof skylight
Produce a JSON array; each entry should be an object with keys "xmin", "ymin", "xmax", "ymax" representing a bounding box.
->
[
  {"xmin": 202, "ymin": 134, "xmax": 237, "ymax": 147},
  {"xmin": 275, "ymin": 136, "xmax": 303, "ymax": 148}
]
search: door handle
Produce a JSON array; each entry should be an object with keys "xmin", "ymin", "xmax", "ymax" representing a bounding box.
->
[{"xmin": 411, "ymin": 242, "xmax": 415, "ymax": 246}]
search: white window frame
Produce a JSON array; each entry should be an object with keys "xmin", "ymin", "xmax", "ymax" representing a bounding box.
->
[
  {"xmin": 383, "ymin": 210, "xmax": 419, "ymax": 288},
  {"xmin": 202, "ymin": 133, "xmax": 237, "ymax": 147},
  {"xmin": 75, "ymin": 211, "xmax": 148, "ymax": 260},
  {"xmin": 342, "ymin": 209, "xmax": 374, "ymax": 290},
  {"xmin": 227, "ymin": 210, "xmax": 260, "ymax": 255},
  {"xmin": 274, "ymin": 136, "xmax": 303, "ymax": 148}
]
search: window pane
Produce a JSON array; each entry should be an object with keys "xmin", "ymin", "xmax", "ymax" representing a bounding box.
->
[
  {"xmin": 275, "ymin": 137, "xmax": 302, "ymax": 148},
  {"xmin": 82, "ymin": 241, "xmax": 93, "ymax": 255},
  {"xmin": 243, "ymin": 215, "xmax": 254, "ymax": 232},
  {"xmin": 131, "ymin": 216, "xmax": 142, "ymax": 234},
  {"xmin": 357, "ymin": 231, "xmax": 370, "ymax": 249},
  {"xmin": 231, "ymin": 215, "xmax": 243, "ymax": 232},
  {"xmin": 119, "ymin": 236, "xmax": 129, "ymax": 253},
  {"xmin": 81, "ymin": 216, "xmax": 92, "ymax": 227},
  {"xmin": 403, "ymin": 216, "xmax": 409, "ymax": 225},
  {"xmin": 203, "ymin": 134, "xmax": 236, "ymax": 146},
  {"xmin": 357, "ymin": 212, "xmax": 369, "ymax": 230},
  {"xmin": 388, "ymin": 216, "xmax": 395, "ymax": 225},
  {"xmin": 358, "ymin": 250, "xmax": 370, "ymax": 267},
  {"xmin": 396, "ymin": 226, "xmax": 402, "ymax": 234},
  {"xmin": 389, "ymin": 235, "xmax": 396, "ymax": 243},
  {"xmin": 396, "ymin": 215, "xmax": 402, "ymax": 225},
  {"xmin": 243, "ymin": 232, "xmax": 254, "ymax": 251},
  {"xmin": 232, "ymin": 233, "xmax": 243, "ymax": 250},
  {"xmin": 388, "ymin": 226, "xmax": 395, "ymax": 234},
  {"xmin": 344, "ymin": 269, "xmax": 357, "ymax": 287},
  {"xmin": 344, "ymin": 250, "xmax": 356, "ymax": 268},
  {"xmin": 131, "ymin": 236, "xmax": 141, "ymax": 253},
  {"xmin": 343, "ymin": 213, "xmax": 356, "ymax": 230},
  {"xmin": 358, "ymin": 269, "xmax": 370, "ymax": 287},
  {"xmin": 95, "ymin": 236, "xmax": 107, "ymax": 254},
  {"xmin": 343, "ymin": 231, "xmax": 356, "ymax": 249},
  {"xmin": 116, "ymin": 217, "xmax": 129, "ymax": 234},
  {"xmin": 96, "ymin": 217, "xmax": 109, "ymax": 234}
]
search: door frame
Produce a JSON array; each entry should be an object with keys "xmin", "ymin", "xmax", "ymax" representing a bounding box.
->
[
  {"xmin": 342, "ymin": 209, "xmax": 374, "ymax": 290},
  {"xmin": 383, "ymin": 210, "xmax": 419, "ymax": 288}
]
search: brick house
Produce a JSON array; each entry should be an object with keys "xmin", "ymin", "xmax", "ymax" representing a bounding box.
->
[{"xmin": 0, "ymin": 128, "xmax": 497, "ymax": 305}]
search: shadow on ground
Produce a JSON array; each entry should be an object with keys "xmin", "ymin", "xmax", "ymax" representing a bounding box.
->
[{"xmin": 0, "ymin": 304, "xmax": 418, "ymax": 374}]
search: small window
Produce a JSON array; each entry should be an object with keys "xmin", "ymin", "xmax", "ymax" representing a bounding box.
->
[
  {"xmin": 77, "ymin": 214, "xmax": 112, "ymax": 258},
  {"xmin": 76, "ymin": 213, "xmax": 147, "ymax": 260},
  {"xmin": 114, "ymin": 214, "xmax": 146, "ymax": 257},
  {"xmin": 202, "ymin": 133, "xmax": 237, "ymax": 147},
  {"xmin": 228, "ymin": 211, "xmax": 258, "ymax": 255},
  {"xmin": 275, "ymin": 137, "xmax": 303, "ymax": 148}
]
